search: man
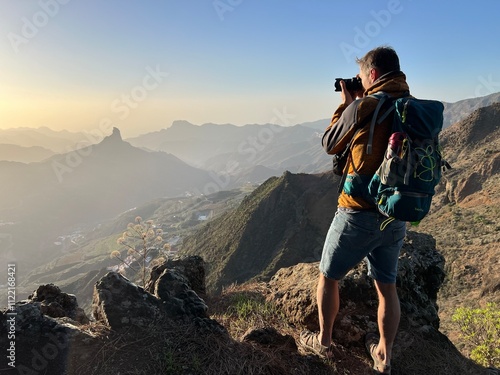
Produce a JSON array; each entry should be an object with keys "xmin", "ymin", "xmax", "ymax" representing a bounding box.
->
[{"xmin": 300, "ymin": 46, "xmax": 409, "ymax": 374}]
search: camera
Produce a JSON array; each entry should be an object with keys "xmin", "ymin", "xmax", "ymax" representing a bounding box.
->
[{"xmin": 334, "ymin": 77, "xmax": 362, "ymax": 92}]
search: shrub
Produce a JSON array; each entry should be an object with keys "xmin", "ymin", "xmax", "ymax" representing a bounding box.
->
[
  {"xmin": 111, "ymin": 216, "xmax": 170, "ymax": 286},
  {"xmin": 452, "ymin": 303, "xmax": 500, "ymax": 367}
]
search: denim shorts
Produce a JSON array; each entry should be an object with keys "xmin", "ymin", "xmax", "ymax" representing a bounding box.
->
[{"xmin": 319, "ymin": 208, "xmax": 406, "ymax": 284}]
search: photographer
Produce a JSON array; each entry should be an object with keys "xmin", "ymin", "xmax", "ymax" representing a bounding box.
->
[{"xmin": 300, "ymin": 46, "xmax": 409, "ymax": 375}]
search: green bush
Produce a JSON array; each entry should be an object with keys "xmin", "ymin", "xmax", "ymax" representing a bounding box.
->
[{"xmin": 452, "ymin": 303, "xmax": 500, "ymax": 367}]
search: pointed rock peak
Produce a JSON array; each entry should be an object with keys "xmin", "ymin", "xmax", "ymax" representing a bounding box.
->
[
  {"xmin": 100, "ymin": 127, "xmax": 123, "ymax": 144},
  {"xmin": 111, "ymin": 127, "xmax": 122, "ymax": 140}
]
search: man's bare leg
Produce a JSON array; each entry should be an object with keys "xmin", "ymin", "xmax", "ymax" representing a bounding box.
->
[
  {"xmin": 317, "ymin": 274, "xmax": 339, "ymax": 347},
  {"xmin": 373, "ymin": 280, "xmax": 400, "ymax": 368}
]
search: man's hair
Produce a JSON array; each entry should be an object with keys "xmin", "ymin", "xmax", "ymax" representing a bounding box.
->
[{"xmin": 356, "ymin": 46, "xmax": 400, "ymax": 76}]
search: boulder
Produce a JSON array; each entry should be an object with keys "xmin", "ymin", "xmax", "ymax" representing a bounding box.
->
[
  {"xmin": 241, "ymin": 326, "xmax": 297, "ymax": 351},
  {"xmin": 29, "ymin": 283, "xmax": 89, "ymax": 325},
  {"xmin": 145, "ymin": 255, "xmax": 206, "ymax": 296},
  {"xmin": 0, "ymin": 300, "xmax": 96, "ymax": 374},
  {"xmin": 92, "ymin": 256, "xmax": 224, "ymax": 333},
  {"xmin": 266, "ymin": 230, "xmax": 445, "ymax": 345},
  {"xmin": 92, "ymin": 272, "xmax": 164, "ymax": 330}
]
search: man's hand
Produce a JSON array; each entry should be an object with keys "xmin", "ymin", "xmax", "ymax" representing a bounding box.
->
[
  {"xmin": 340, "ymin": 80, "xmax": 355, "ymax": 106},
  {"xmin": 340, "ymin": 80, "xmax": 364, "ymax": 106}
]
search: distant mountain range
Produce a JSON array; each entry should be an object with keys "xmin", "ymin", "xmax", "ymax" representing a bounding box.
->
[
  {"xmin": 0, "ymin": 143, "xmax": 55, "ymax": 163},
  {"xmin": 126, "ymin": 120, "xmax": 330, "ymax": 175},
  {"xmin": 441, "ymin": 91, "xmax": 500, "ymax": 129},
  {"xmin": 124, "ymin": 92, "xmax": 500, "ymax": 177},
  {"xmin": 2, "ymin": 91, "xmax": 498, "ymax": 167},
  {"xmin": 0, "ymin": 126, "xmax": 92, "ymax": 153},
  {"xmin": 0, "ymin": 128, "xmax": 215, "ymax": 275}
]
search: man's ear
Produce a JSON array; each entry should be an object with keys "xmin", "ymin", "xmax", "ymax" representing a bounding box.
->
[{"xmin": 370, "ymin": 68, "xmax": 379, "ymax": 81}]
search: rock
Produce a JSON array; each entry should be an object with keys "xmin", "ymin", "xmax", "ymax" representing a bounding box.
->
[
  {"xmin": 0, "ymin": 256, "xmax": 224, "ymax": 374},
  {"xmin": 145, "ymin": 255, "xmax": 206, "ymax": 297},
  {"xmin": 92, "ymin": 272, "xmax": 164, "ymax": 330},
  {"xmin": 396, "ymin": 231, "xmax": 445, "ymax": 328},
  {"xmin": 266, "ymin": 230, "xmax": 445, "ymax": 345},
  {"xmin": 0, "ymin": 301, "xmax": 97, "ymax": 375},
  {"xmin": 265, "ymin": 262, "xmax": 320, "ymax": 330},
  {"xmin": 92, "ymin": 257, "xmax": 225, "ymax": 333},
  {"xmin": 454, "ymin": 172, "xmax": 483, "ymax": 202},
  {"xmin": 29, "ymin": 283, "xmax": 89, "ymax": 324},
  {"xmin": 241, "ymin": 327, "xmax": 297, "ymax": 351}
]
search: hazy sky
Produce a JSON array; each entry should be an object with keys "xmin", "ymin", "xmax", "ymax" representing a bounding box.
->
[{"xmin": 1, "ymin": 1, "xmax": 499, "ymax": 137}]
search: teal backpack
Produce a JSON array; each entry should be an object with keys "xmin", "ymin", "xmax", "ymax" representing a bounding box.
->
[{"xmin": 366, "ymin": 94, "xmax": 450, "ymax": 227}]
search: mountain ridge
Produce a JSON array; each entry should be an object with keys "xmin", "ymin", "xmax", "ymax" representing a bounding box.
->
[{"xmin": 180, "ymin": 171, "xmax": 338, "ymax": 292}]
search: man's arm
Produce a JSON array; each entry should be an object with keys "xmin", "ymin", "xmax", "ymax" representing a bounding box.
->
[{"xmin": 322, "ymin": 100, "xmax": 360, "ymax": 155}]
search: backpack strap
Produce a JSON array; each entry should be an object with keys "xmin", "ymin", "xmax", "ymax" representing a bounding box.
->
[
  {"xmin": 337, "ymin": 127, "xmax": 363, "ymax": 194},
  {"xmin": 366, "ymin": 92, "xmax": 396, "ymax": 154}
]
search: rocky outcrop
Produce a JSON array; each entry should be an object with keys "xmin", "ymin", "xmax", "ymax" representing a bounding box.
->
[
  {"xmin": 29, "ymin": 284, "xmax": 89, "ymax": 325},
  {"xmin": 0, "ymin": 256, "xmax": 224, "ymax": 374},
  {"xmin": 92, "ymin": 256, "xmax": 223, "ymax": 333},
  {"xmin": 92, "ymin": 272, "xmax": 164, "ymax": 330},
  {"xmin": 266, "ymin": 230, "xmax": 445, "ymax": 345},
  {"xmin": 0, "ymin": 286, "xmax": 95, "ymax": 374},
  {"xmin": 1, "ymin": 250, "xmax": 494, "ymax": 374}
]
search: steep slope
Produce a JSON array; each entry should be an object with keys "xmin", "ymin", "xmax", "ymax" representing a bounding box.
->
[
  {"xmin": 180, "ymin": 171, "xmax": 340, "ymax": 292},
  {"xmin": 414, "ymin": 103, "xmax": 500, "ymax": 352}
]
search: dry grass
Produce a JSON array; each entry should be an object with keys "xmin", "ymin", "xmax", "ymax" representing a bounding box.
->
[
  {"xmin": 70, "ymin": 309, "xmax": 332, "ymax": 375},
  {"xmin": 208, "ymin": 282, "xmax": 383, "ymax": 375},
  {"xmin": 63, "ymin": 281, "xmax": 494, "ymax": 375},
  {"xmin": 73, "ymin": 327, "xmax": 331, "ymax": 375}
]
